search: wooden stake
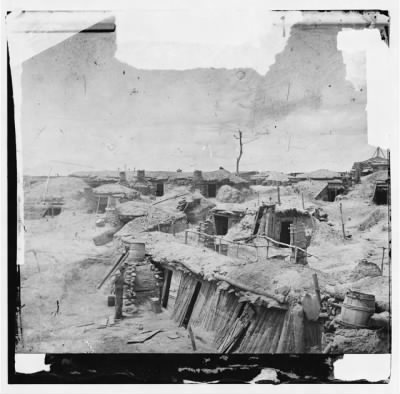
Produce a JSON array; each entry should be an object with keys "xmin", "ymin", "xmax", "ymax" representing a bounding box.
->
[
  {"xmin": 95, "ymin": 196, "xmax": 100, "ymax": 216},
  {"xmin": 184, "ymin": 230, "xmax": 188, "ymax": 245},
  {"xmin": 188, "ymin": 324, "xmax": 197, "ymax": 351},
  {"xmin": 301, "ymin": 193, "xmax": 305, "ymax": 210},
  {"xmin": 339, "ymin": 203, "xmax": 346, "ymax": 239},
  {"xmin": 277, "ymin": 185, "xmax": 281, "ymax": 204}
]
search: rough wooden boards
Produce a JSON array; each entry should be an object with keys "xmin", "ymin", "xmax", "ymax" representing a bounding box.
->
[{"xmin": 127, "ymin": 329, "xmax": 163, "ymax": 344}]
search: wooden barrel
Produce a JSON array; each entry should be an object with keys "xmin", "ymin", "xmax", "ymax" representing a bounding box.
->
[
  {"xmin": 216, "ymin": 244, "xmax": 228, "ymax": 255},
  {"xmin": 107, "ymin": 295, "xmax": 115, "ymax": 307},
  {"xmin": 339, "ymin": 290, "xmax": 375, "ymax": 328},
  {"xmin": 126, "ymin": 242, "xmax": 146, "ymax": 261}
]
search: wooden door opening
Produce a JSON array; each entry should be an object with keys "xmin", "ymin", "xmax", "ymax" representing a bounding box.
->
[
  {"xmin": 97, "ymin": 196, "xmax": 108, "ymax": 213},
  {"xmin": 182, "ymin": 281, "xmax": 202, "ymax": 328},
  {"xmin": 43, "ymin": 206, "xmax": 62, "ymax": 217},
  {"xmin": 161, "ymin": 269, "xmax": 173, "ymax": 308},
  {"xmin": 279, "ymin": 221, "xmax": 292, "ymax": 246},
  {"xmin": 214, "ymin": 215, "xmax": 229, "ymax": 235},
  {"xmin": 156, "ymin": 183, "xmax": 164, "ymax": 197},
  {"xmin": 207, "ymin": 183, "xmax": 217, "ymax": 198},
  {"xmin": 374, "ymin": 187, "xmax": 388, "ymax": 205},
  {"xmin": 252, "ymin": 206, "xmax": 267, "ymax": 235},
  {"xmin": 327, "ymin": 187, "xmax": 343, "ymax": 202},
  {"xmin": 327, "ymin": 188, "xmax": 336, "ymax": 202}
]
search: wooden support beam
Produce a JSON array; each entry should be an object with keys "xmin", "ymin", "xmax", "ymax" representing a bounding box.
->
[
  {"xmin": 213, "ymin": 273, "xmax": 286, "ymax": 304},
  {"xmin": 312, "ymin": 273, "xmax": 321, "ymax": 307}
]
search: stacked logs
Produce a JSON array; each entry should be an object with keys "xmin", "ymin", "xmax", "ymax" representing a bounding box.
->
[
  {"xmin": 151, "ymin": 263, "xmax": 165, "ymax": 299},
  {"xmin": 124, "ymin": 261, "xmax": 137, "ymax": 305},
  {"xmin": 319, "ymin": 295, "xmax": 343, "ymax": 332},
  {"xmin": 152, "ymin": 265, "xmax": 164, "ymax": 286},
  {"xmin": 198, "ymin": 219, "xmax": 215, "ymax": 249},
  {"xmin": 177, "ymin": 198, "xmax": 189, "ymax": 212}
]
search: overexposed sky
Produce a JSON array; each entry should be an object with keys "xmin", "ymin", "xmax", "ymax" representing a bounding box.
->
[{"xmin": 7, "ymin": 10, "xmax": 392, "ymax": 175}]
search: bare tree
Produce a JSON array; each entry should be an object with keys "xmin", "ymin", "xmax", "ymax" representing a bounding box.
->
[
  {"xmin": 234, "ymin": 128, "xmax": 269, "ymax": 175},
  {"xmin": 234, "ymin": 129, "xmax": 243, "ymax": 175}
]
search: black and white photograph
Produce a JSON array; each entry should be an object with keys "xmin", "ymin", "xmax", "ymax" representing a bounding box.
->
[{"xmin": 3, "ymin": 1, "xmax": 399, "ymax": 388}]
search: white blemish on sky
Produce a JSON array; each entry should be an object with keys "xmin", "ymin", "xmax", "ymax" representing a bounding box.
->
[
  {"xmin": 114, "ymin": 10, "xmax": 302, "ymax": 75},
  {"xmin": 338, "ymin": 28, "xmax": 392, "ymax": 149}
]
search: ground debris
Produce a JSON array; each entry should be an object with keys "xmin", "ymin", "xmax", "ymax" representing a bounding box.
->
[
  {"xmin": 127, "ymin": 329, "xmax": 163, "ymax": 344},
  {"xmin": 327, "ymin": 327, "xmax": 390, "ymax": 353}
]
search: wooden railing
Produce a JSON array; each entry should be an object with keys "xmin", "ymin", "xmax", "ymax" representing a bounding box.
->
[{"xmin": 183, "ymin": 229, "xmax": 319, "ymax": 260}]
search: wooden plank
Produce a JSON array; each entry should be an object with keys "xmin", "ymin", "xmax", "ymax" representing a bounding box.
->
[
  {"xmin": 97, "ymin": 251, "xmax": 128, "ymax": 290},
  {"xmin": 127, "ymin": 329, "xmax": 163, "ymax": 344},
  {"xmin": 312, "ymin": 273, "xmax": 321, "ymax": 307},
  {"xmin": 187, "ymin": 325, "xmax": 197, "ymax": 351}
]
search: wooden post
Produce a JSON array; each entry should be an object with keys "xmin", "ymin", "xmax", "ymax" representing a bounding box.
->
[
  {"xmin": 161, "ymin": 269, "xmax": 172, "ymax": 308},
  {"xmin": 188, "ymin": 324, "xmax": 197, "ymax": 351},
  {"xmin": 184, "ymin": 230, "xmax": 188, "ymax": 245},
  {"xmin": 301, "ymin": 193, "xmax": 305, "ymax": 210},
  {"xmin": 293, "ymin": 304, "xmax": 305, "ymax": 353},
  {"xmin": 266, "ymin": 240, "xmax": 269, "ymax": 259},
  {"xmin": 236, "ymin": 244, "xmax": 239, "ymax": 257},
  {"xmin": 277, "ymin": 185, "xmax": 281, "ymax": 204},
  {"xmin": 294, "ymin": 246, "xmax": 298, "ymax": 263},
  {"xmin": 114, "ymin": 271, "xmax": 125, "ymax": 319},
  {"xmin": 339, "ymin": 203, "xmax": 346, "ymax": 240},
  {"xmin": 312, "ymin": 273, "xmax": 321, "ymax": 307},
  {"xmin": 172, "ymin": 221, "xmax": 176, "ymax": 236},
  {"xmin": 219, "ymin": 237, "xmax": 222, "ymax": 254},
  {"xmin": 381, "ymin": 247, "xmax": 386, "ymax": 275}
]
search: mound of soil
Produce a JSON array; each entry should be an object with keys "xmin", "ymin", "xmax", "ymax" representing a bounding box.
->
[
  {"xmin": 348, "ymin": 260, "xmax": 382, "ymax": 281},
  {"xmin": 329, "ymin": 328, "xmax": 389, "ymax": 353},
  {"xmin": 357, "ymin": 208, "xmax": 387, "ymax": 231},
  {"xmin": 216, "ymin": 185, "xmax": 245, "ymax": 203},
  {"xmin": 24, "ymin": 176, "xmax": 89, "ymax": 202}
]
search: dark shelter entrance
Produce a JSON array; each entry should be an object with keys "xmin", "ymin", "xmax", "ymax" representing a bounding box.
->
[
  {"xmin": 182, "ymin": 281, "xmax": 202, "ymax": 328},
  {"xmin": 156, "ymin": 183, "xmax": 164, "ymax": 197},
  {"xmin": 161, "ymin": 269, "xmax": 173, "ymax": 308},
  {"xmin": 207, "ymin": 183, "xmax": 217, "ymax": 198},
  {"xmin": 214, "ymin": 215, "xmax": 229, "ymax": 235},
  {"xmin": 279, "ymin": 221, "xmax": 292, "ymax": 246},
  {"xmin": 327, "ymin": 187, "xmax": 343, "ymax": 202},
  {"xmin": 43, "ymin": 206, "xmax": 62, "ymax": 217},
  {"xmin": 373, "ymin": 187, "xmax": 388, "ymax": 205}
]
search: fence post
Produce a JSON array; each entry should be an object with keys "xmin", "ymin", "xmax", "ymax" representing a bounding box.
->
[
  {"xmin": 184, "ymin": 230, "xmax": 188, "ymax": 245},
  {"xmin": 266, "ymin": 240, "xmax": 269, "ymax": 259},
  {"xmin": 339, "ymin": 202, "xmax": 346, "ymax": 240}
]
